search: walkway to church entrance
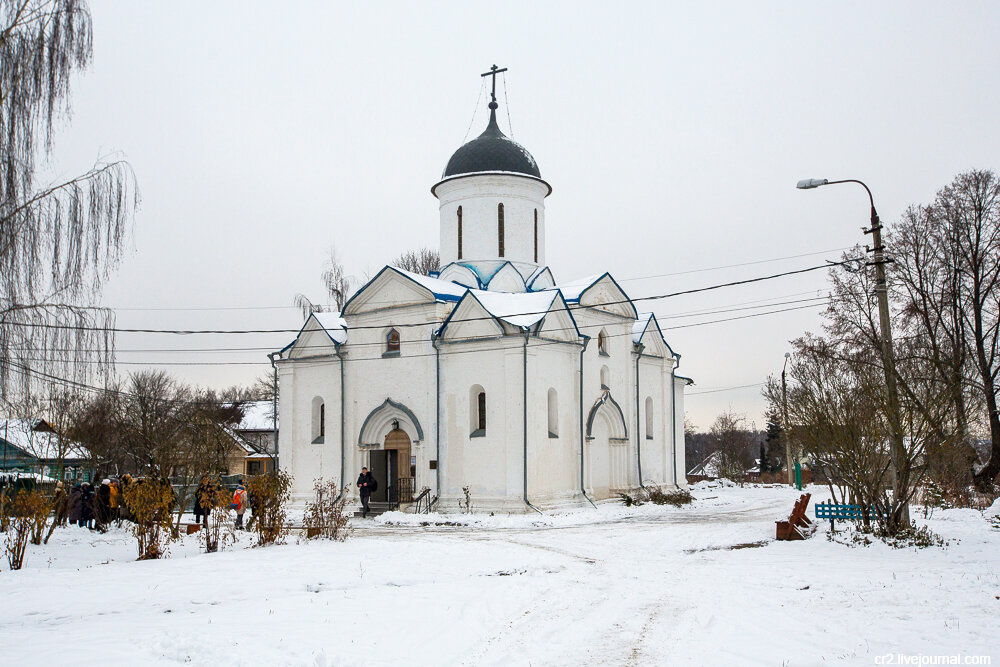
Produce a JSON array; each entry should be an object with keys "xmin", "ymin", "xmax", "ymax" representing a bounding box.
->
[{"xmin": 369, "ymin": 428, "xmax": 415, "ymax": 504}]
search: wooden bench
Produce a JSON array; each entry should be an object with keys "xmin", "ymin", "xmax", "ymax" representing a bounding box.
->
[
  {"xmin": 775, "ymin": 493, "xmax": 813, "ymax": 540},
  {"xmin": 814, "ymin": 502, "xmax": 888, "ymax": 531}
]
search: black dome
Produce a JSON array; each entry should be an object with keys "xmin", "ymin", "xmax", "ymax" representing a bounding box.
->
[{"xmin": 443, "ymin": 111, "xmax": 540, "ymax": 179}]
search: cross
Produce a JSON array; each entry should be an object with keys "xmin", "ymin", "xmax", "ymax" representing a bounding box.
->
[{"xmin": 481, "ymin": 64, "xmax": 508, "ymax": 106}]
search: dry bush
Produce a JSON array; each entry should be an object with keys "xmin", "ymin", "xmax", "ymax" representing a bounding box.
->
[
  {"xmin": 3, "ymin": 489, "xmax": 48, "ymax": 570},
  {"xmin": 246, "ymin": 470, "xmax": 292, "ymax": 547},
  {"xmin": 200, "ymin": 478, "xmax": 232, "ymax": 553},
  {"xmin": 647, "ymin": 487, "xmax": 694, "ymax": 506},
  {"xmin": 303, "ymin": 479, "xmax": 351, "ymax": 541},
  {"xmin": 619, "ymin": 487, "xmax": 693, "ymax": 507},
  {"xmin": 28, "ymin": 490, "xmax": 54, "ymax": 546},
  {"xmin": 123, "ymin": 479, "xmax": 177, "ymax": 560}
]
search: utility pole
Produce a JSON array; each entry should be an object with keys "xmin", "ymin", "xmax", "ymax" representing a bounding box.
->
[
  {"xmin": 781, "ymin": 352, "xmax": 792, "ymax": 485},
  {"xmin": 797, "ymin": 178, "xmax": 909, "ymax": 525}
]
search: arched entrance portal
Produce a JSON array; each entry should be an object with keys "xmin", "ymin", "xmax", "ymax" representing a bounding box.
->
[{"xmin": 370, "ymin": 428, "xmax": 414, "ymax": 503}]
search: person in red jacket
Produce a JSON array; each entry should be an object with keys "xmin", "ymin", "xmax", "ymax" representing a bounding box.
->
[{"xmin": 232, "ymin": 483, "xmax": 248, "ymax": 530}]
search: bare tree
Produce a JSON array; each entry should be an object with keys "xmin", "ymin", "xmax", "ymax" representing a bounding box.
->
[
  {"xmin": 294, "ymin": 245, "xmax": 354, "ymax": 316},
  {"xmin": 392, "ymin": 247, "xmax": 440, "ymax": 276},
  {"xmin": 709, "ymin": 411, "xmax": 756, "ymax": 484},
  {"xmin": 0, "ymin": 1, "xmax": 138, "ymax": 406},
  {"xmin": 934, "ymin": 172, "xmax": 1000, "ymax": 486}
]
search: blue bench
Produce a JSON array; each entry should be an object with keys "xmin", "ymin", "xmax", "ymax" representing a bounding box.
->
[{"xmin": 814, "ymin": 502, "xmax": 888, "ymax": 530}]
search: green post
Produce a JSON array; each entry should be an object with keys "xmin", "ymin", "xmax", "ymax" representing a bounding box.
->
[{"xmin": 794, "ymin": 461, "xmax": 802, "ymax": 490}]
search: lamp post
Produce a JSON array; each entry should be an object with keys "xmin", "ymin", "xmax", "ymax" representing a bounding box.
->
[
  {"xmin": 781, "ymin": 352, "xmax": 793, "ymax": 486},
  {"xmin": 796, "ymin": 178, "xmax": 908, "ymax": 523}
]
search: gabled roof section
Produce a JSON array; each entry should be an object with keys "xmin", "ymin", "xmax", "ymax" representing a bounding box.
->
[
  {"xmin": 281, "ymin": 310, "xmax": 346, "ymax": 357},
  {"xmin": 556, "ymin": 272, "xmax": 637, "ymax": 319},
  {"xmin": 527, "ymin": 266, "xmax": 555, "ymax": 291},
  {"xmin": 438, "ymin": 288, "xmax": 579, "ymax": 339},
  {"xmin": 437, "ymin": 263, "xmax": 483, "ymax": 289},
  {"xmin": 486, "ymin": 262, "xmax": 527, "ymax": 293},
  {"xmin": 471, "ymin": 289, "xmax": 559, "ymax": 328},
  {"xmin": 342, "ymin": 265, "xmax": 468, "ymax": 316},
  {"xmin": 633, "ymin": 312, "xmax": 677, "ymax": 359}
]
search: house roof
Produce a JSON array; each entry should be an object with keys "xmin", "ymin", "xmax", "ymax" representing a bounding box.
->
[
  {"xmin": 0, "ymin": 419, "xmax": 91, "ymax": 461},
  {"xmin": 236, "ymin": 400, "xmax": 277, "ymax": 432}
]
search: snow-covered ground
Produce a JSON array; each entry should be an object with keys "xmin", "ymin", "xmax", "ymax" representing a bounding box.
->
[{"xmin": 1, "ymin": 483, "xmax": 998, "ymax": 666}]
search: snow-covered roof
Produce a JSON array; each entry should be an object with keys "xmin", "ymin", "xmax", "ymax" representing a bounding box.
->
[
  {"xmin": 394, "ymin": 268, "xmax": 469, "ymax": 302},
  {"xmin": 236, "ymin": 400, "xmax": 277, "ymax": 432},
  {"xmin": 688, "ymin": 451, "xmax": 720, "ymax": 476},
  {"xmin": 0, "ymin": 419, "xmax": 90, "ymax": 461},
  {"xmin": 311, "ymin": 312, "xmax": 347, "ymax": 344},
  {"xmin": 554, "ymin": 274, "xmax": 604, "ymax": 302},
  {"xmin": 632, "ymin": 312, "xmax": 654, "ymax": 343},
  {"xmin": 470, "ymin": 289, "xmax": 560, "ymax": 328}
]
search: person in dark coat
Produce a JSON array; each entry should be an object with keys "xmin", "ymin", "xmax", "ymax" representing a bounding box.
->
[
  {"xmin": 357, "ymin": 467, "xmax": 376, "ymax": 518},
  {"xmin": 194, "ymin": 476, "xmax": 217, "ymax": 527},
  {"xmin": 96, "ymin": 479, "xmax": 112, "ymax": 528},
  {"xmin": 67, "ymin": 483, "xmax": 83, "ymax": 526},
  {"xmin": 79, "ymin": 482, "xmax": 95, "ymax": 529}
]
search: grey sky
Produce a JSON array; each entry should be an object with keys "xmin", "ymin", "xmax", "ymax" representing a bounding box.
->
[{"xmin": 44, "ymin": 1, "xmax": 1000, "ymax": 429}]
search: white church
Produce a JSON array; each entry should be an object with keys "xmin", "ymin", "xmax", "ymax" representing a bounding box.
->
[{"xmin": 276, "ymin": 70, "xmax": 691, "ymax": 512}]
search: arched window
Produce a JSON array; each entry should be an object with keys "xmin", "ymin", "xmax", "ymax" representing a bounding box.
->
[
  {"xmin": 600, "ymin": 365, "xmax": 610, "ymax": 389},
  {"xmin": 497, "ymin": 203, "xmax": 505, "ymax": 257},
  {"xmin": 457, "ymin": 206, "xmax": 463, "ymax": 260},
  {"xmin": 534, "ymin": 209, "xmax": 539, "ymax": 263},
  {"xmin": 311, "ymin": 396, "xmax": 325, "ymax": 443},
  {"xmin": 470, "ymin": 385, "xmax": 487, "ymax": 436},
  {"xmin": 547, "ymin": 387, "xmax": 559, "ymax": 437},
  {"xmin": 385, "ymin": 328, "xmax": 400, "ymax": 354},
  {"xmin": 598, "ymin": 328, "xmax": 609, "ymax": 356},
  {"xmin": 645, "ymin": 396, "xmax": 654, "ymax": 440}
]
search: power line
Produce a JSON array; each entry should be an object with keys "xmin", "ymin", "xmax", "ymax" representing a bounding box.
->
[
  {"xmin": 686, "ymin": 383, "xmax": 764, "ymax": 396},
  {"xmin": 9, "ymin": 259, "xmax": 854, "ymax": 337},
  {"xmin": 15, "ymin": 298, "xmax": 829, "ymax": 367},
  {"xmin": 617, "ymin": 247, "xmax": 853, "ymax": 282},
  {"xmin": 8, "ymin": 294, "xmax": 831, "ymax": 355},
  {"xmin": 94, "ymin": 248, "xmax": 844, "ymax": 311}
]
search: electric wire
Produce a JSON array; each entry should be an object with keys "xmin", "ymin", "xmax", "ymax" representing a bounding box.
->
[{"xmin": 8, "ymin": 259, "xmax": 853, "ymax": 337}]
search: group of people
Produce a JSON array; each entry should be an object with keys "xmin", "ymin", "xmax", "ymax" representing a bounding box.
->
[
  {"xmin": 44, "ymin": 474, "xmax": 255, "ymax": 533},
  {"xmin": 57, "ymin": 476, "xmax": 128, "ymax": 530}
]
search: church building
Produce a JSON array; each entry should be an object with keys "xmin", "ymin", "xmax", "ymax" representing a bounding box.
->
[{"xmin": 277, "ymin": 69, "xmax": 690, "ymax": 512}]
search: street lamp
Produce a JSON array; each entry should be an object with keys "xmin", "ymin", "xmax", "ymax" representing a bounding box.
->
[{"xmin": 796, "ymin": 177, "xmax": 908, "ymax": 523}]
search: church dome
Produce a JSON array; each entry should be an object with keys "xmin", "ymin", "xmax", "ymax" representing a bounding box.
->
[{"xmin": 442, "ymin": 109, "xmax": 540, "ymax": 179}]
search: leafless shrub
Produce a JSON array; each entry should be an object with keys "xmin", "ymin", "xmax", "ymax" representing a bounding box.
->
[
  {"xmin": 200, "ymin": 477, "xmax": 232, "ymax": 553},
  {"xmin": 460, "ymin": 486, "xmax": 472, "ymax": 513},
  {"xmin": 3, "ymin": 489, "xmax": 49, "ymax": 570},
  {"xmin": 122, "ymin": 478, "xmax": 176, "ymax": 560},
  {"xmin": 303, "ymin": 479, "xmax": 351, "ymax": 541},
  {"xmin": 647, "ymin": 487, "xmax": 693, "ymax": 506},
  {"xmin": 246, "ymin": 470, "xmax": 292, "ymax": 547}
]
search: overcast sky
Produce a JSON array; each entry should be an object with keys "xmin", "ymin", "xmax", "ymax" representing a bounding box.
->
[{"xmin": 44, "ymin": 1, "xmax": 1000, "ymax": 430}]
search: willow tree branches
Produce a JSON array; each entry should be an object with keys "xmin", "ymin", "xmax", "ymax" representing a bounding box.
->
[{"xmin": 0, "ymin": 0, "xmax": 137, "ymax": 406}]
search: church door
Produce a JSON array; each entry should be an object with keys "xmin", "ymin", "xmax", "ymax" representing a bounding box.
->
[{"xmin": 383, "ymin": 428, "xmax": 414, "ymax": 503}]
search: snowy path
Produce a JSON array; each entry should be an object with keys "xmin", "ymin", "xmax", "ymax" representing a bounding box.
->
[{"xmin": 1, "ymin": 484, "xmax": 997, "ymax": 666}]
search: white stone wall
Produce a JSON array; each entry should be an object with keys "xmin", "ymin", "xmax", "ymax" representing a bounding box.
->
[
  {"xmin": 279, "ymin": 294, "xmax": 687, "ymax": 509},
  {"xmin": 435, "ymin": 174, "xmax": 549, "ymax": 269}
]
